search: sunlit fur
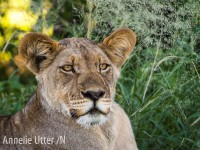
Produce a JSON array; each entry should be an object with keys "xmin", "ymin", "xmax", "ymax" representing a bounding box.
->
[{"xmin": 0, "ymin": 28, "xmax": 138, "ymax": 149}]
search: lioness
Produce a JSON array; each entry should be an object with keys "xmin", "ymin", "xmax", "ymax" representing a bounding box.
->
[{"xmin": 0, "ymin": 28, "xmax": 137, "ymax": 150}]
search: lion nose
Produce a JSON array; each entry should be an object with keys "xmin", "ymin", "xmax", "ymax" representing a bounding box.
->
[{"xmin": 81, "ymin": 91, "xmax": 105, "ymax": 101}]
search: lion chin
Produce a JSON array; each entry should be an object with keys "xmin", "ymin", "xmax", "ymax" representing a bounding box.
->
[
  {"xmin": 76, "ymin": 113, "xmax": 108, "ymax": 128},
  {"xmin": 70, "ymin": 108, "xmax": 109, "ymax": 128}
]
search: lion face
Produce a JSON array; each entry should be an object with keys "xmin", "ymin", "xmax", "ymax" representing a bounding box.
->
[
  {"xmin": 18, "ymin": 28, "xmax": 136, "ymax": 127},
  {"xmin": 40, "ymin": 38, "xmax": 118, "ymax": 127}
]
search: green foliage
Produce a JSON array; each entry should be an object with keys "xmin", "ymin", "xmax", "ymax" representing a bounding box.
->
[
  {"xmin": 90, "ymin": 0, "xmax": 200, "ymax": 49},
  {"xmin": 0, "ymin": 72, "xmax": 36, "ymax": 115},
  {"xmin": 0, "ymin": 0, "xmax": 199, "ymax": 149},
  {"xmin": 117, "ymin": 48, "xmax": 200, "ymax": 149}
]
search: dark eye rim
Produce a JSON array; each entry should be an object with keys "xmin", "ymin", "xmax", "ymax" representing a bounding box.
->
[
  {"xmin": 99, "ymin": 63, "xmax": 110, "ymax": 71},
  {"xmin": 60, "ymin": 65, "xmax": 75, "ymax": 73}
]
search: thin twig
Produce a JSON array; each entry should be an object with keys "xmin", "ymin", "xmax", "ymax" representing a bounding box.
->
[
  {"xmin": 2, "ymin": 31, "xmax": 17, "ymax": 52},
  {"xmin": 192, "ymin": 61, "xmax": 200, "ymax": 79},
  {"xmin": 142, "ymin": 30, "xmax": 163, "ymax": 102}
]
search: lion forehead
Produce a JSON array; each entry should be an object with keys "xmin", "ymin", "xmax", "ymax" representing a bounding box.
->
[
  {"xmin": 58, "ymin": 38, "xmax": 98, "ymax": 49},
  {"xmin": 56, "ymin": 38, "xmax": 110, "ymax": 63}
]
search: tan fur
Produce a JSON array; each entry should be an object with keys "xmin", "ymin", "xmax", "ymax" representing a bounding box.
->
[{"xmin": 0, "ymin": 28, "xmax": 137, "ymax": 150}]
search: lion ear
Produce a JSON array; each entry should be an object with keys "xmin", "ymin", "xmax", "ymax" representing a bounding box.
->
[
  {"xmin": 100, "ymin": 28, "xmax": 136, "ymax": 68},
  {"xmin": 18, "ymin": 33, "xmax": 59, "ymax": 74}
]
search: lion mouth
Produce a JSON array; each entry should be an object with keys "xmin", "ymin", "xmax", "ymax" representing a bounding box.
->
[
  {"xmin": 69, "ymin": 103, "xmax": 110, "ymax": 127},
  {"xmin": 86, "ymin": 108, "xmax": 107, "ymax": 115},
  {"xmin": 70, "ymin": 107, "xmax": 107, "ymax": 118},
  {"xmin": 69, "ymin": 98, "xmax": 111, "ymax": 119}
]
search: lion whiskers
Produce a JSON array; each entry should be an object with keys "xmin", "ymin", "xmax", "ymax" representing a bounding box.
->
[
  {"xmin": 97, "ymin": 98, "xmax": 112, "ymax": 108},
  {"xmin": 69, "ymin": 99, "xmax": 93, "ymax": 110},
  {"xmin": 69, "ymin": 98, "xmax": 112, "ymax": 109}
]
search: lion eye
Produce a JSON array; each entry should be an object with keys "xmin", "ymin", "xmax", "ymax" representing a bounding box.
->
[
  {"xmin": 61, "ymin": 65, "xmax": 73, "ymax": 72},
  {"xmin": 99, "ymin": 64, "xmax": 109, "ymax": 71}
]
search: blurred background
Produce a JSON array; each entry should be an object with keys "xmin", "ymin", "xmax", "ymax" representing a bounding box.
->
[{"xmin": 0, "ymin": 0, "xmax": 199, "ymax": 149}]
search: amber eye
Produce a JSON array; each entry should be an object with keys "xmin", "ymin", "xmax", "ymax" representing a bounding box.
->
[
  {"xmin": 99, "ymin": 64, "xmax": 109, "ymax": 71},
  {"xmin": 61, "ymin": 65, "xmax": 73, "ymax": 72}
]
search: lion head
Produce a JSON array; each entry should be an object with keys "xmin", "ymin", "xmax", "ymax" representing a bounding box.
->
[{"xmin": 18, "ymin": 28, "xmax": 136, "ymax": 127}]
